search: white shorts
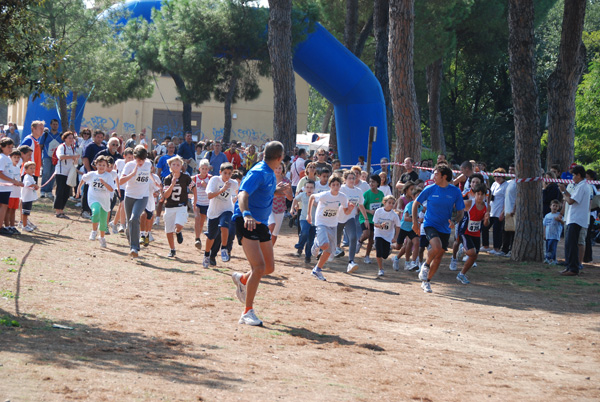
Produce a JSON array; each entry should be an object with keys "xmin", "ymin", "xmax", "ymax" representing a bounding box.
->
[
  {"xmin": 164, "ymin": 206, "xmax": 188, "ymax": 233},
  {"xmin": 316, "ymin": 225, "xmax": 337, "ymax": 255},
  {"xmin": 268, "ymin": 211, "xmax": 285, "ymax": 236}
]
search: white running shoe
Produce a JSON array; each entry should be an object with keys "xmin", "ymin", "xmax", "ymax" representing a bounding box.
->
[
  {"xmin": 404, "ymin": 260, "xmax": 411, "ymax": 271},
  {"xmin": 473, "ymin": 262, "xmax": 478, "ymax": 267},
  {"xmin": 89, "ymin": 230, "xmax": 97, "ymax": 241},
  {"xmin": 99, "ymin": 237, "xmax": 107, "ymax": 248},
  {"xmin": 392, "ymin": 256, "xmax": 400, "ymax": 271},
  {"xmin": 310, "ymin": 242, "xmax": 319, "ymax": 257},
  {"xmin": 480, "ymin": 247, "xmax": 491, "ymax": 253},
  {"xmin": 23, "ymin": 225, "xmax": 34, "ymax": 232},
  {"xmin": 418, "ymin": 263, "xmax": 430, "ymax": 281},
  {"xmin": 421, "ymin": 281, "xmax": 432, "ymax": 293},
  {"xmin": 456, "ymin": 272, "xmax": 470, "ymax": 284},
  {"xmin": 449, "ymin": 258, "xmax": 458, "ymax": 271},
  {"xmin": 364, "ymin": 255, "xmax": 372, "ymax": 264},
  {"xmin": 377, "ymin": 269, "xmax": 384, "ymax": 277},
  {"xmin": 82, "ymin": 211, "xmax": 92, "ymax": 220},
  {"xmin": 231, "ymin": 272, "xmax": 246, "ymax": 303},
  {"xmin": 462, "ymin": 255, "xmax": 469, "ymax": 262},
  {"xmin": 239, "ymin": 309, "xmax": 263, "ymax": 326},
  {"xmin": 356, "ymin": 241, "xmax": 362, "ymax": 252},
  {"xmin": 203, "ymin": 256, "xmax": 210, "ymax": 268},
  {"xmin": 118, "ymin": 224, "xmax": 125, "ymax": 233},
  {"xmin": 334, "ymin": 247, "xmax": 344, "ymax": 258},
  {"xmin": 27, "ymin": 221, "xmax": 37, "ymax": 229},
  {"xmin": 109, "ymin": 222, "xmax": 118, "ymax": 235},
  {"xmin": 408, "ymin": 261, "xmax": 419, "ymax": 271},
  {"xmin": 457, "ymin": 244, "xmax": 464, "ymax": 260},
  {"xmin": 312, "ymin": 267, "xmax": 326, "ymax": 281},
  {"xmin": 148, "ymin": 233, "xmax": 155, "ymax": 242},
  {"xmin": 221, "ymin": 249, "xmax": 230, "ymax": 262},
  {"xmin": 347, "ymin": 261, "xmax": 359, "ymax": 273},
  {"xmin": 154, "ymin": 217, "xmax": 160, "ymax": 226}
]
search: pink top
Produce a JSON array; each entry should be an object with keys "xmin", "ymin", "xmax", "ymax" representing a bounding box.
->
[{"xmin": 272, "ymin": 176, "xmax": 291, "ymax": 214}]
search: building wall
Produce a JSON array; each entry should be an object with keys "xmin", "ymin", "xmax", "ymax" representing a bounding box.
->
[{"xmin": 7, "ymin": 73, "xmax": 309, "ymax": 146}]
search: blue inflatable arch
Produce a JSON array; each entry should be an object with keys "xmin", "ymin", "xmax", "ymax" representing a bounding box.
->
[{"xmin": 22, "ymin": 0, "xmax": 389, "ymax": 166}]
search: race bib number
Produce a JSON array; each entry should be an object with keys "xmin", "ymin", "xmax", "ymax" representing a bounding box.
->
[
  {"xmin": 380, "ymin": 220, "xmax": 391, "ymax": 231},
  {"xmin": 371, "ymin": 202, "xmax": 382, "ymax": 210},
  {"xmin": 92, "ymin": 180, "xmax": 105, "ymax": 190},
  {"xmin": 219, "ymin": 185, "xmax": 230, "ymax": 199},
  {"xmin": 322, "ymin": 209, "xmax": 338, "ymax": 218},
  {"xmin": 136, "ymin": 172, "xmax": 150, "ymax": 183},
  {"xmin": 467, "ymin": 219, "xmax": 481, "ymax": 232}
]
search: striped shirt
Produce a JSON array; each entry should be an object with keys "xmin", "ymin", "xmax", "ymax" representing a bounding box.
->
[{"xmin": 194, "ymin": 173, "xmax": 211, "ymax": 206}]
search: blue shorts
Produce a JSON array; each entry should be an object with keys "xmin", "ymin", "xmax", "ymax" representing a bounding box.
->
[
  {"xmin": 207, "ymin": 211, "xmax": 233, "ymax": 240},
  {"xmin": 196, "ymin": 204, "xmax": 208, "ymax": 215},
  {"xmin": 0, "ymin": 191, "xmax": 10, "ymax": 205}
]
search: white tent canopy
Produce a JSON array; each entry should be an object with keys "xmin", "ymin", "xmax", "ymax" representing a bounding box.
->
[{"xmin": 296, "ymin": 133, "xmax": 330, "ymax": 152}]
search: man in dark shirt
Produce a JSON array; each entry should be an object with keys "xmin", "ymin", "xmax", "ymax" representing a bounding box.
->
[
  {"xmin": 93, "ymin": 137, "xmax": 123, "ymax": 164},
  {"xmin": 177, "ymin": 131, "xmax": 195, "ymax": 174},
  {"xmin": 314, "ymin": 149, "xmax": 332, "ymax": 175},
  {"xmin": 396, "ymin": 157, "xmax": 419, "ymax": 192}
]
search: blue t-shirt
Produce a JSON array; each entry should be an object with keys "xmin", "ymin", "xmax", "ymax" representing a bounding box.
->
[
  {"xmin": 416, "ymin": 184, "xmax": 465, "ymax": 234},
  {"xmin": 39, "ymin": 131, "xmax": 63, "ymax": 158},
  {"xmin": 83, "ymin": 142, "xmax": 107, "ymax": 169},
  {"xmin": 400, "ymin": 200, "xmax": 422, "ymax": 232},
  {"xmin": 177, "ymin": 141, "xmax": 195, "ymax": 160},
  {"xmin": 157, "ymin": 154, "xmax": 173, "ymax": 179},
  {"xmin": 232, "ymin": 160, "xmax": 276, "ymax": 225},
  {"xmin": 208, "ymin": 152, "xmax": 229, "ymax": 175}
]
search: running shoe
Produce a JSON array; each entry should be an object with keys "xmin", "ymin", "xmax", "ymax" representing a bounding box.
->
[
  {"xmin": 310, "ymin": 242, "xmax": 319, "ymax": 257},
  {"xmin": 23, "ymin": 225, "xmax": 34, "ymax": 232},
  {"xmin": 377, "ymin": 269, "xmax": 384, "ymax": 277},
  {"xmin": 457, "ymin": 244, "xmax": 464, "ymax": 261},
  {"xmin": 392, "ymin": 256, "xmax": 400, "ymax": 271},
  {"xmin": 462, "ymin": 255, "xmax": 469, "ymax": 262},
  {"xmin": 456, "ymin": 273, "xmax": 470, "ymax": 284},
  {"xmin": 347, "ymin": 261, "xmax": 359, "ymax": 273},
  {"xmin": 480, "ymin": 247, "xmax": 491, "ymax": 253},
  {"xmin": 118, "ymin": 224, "xmax": 125, "ymax": 233},
  {"xmin": 143, "ymin": 236, "xmax": 150, "ymax": 247},
  {"xmin": 176, "ymin": 231, "xmax": 183, "ymax": 244},
  {"xmin": 231, "ymin": 272, "xmax": 247, "ymax": 303},
  {"xmin": 408, "ymin": 261, "xmax": 420, "ymax": 271},
  {"xmin": 239, "ymin": 309, "xmax": 263, "ymax": 326},
  {"xmin": 496, "ymin": 251, "xmax": 507, "ymax": 257},
  {"xmin": 418, "ymin": 263, "xmax": 430, "ymax": 281},
  {"xmin": 154, "ymin": 217, "xmax": 160, "ymax": 226},
  {"xmin": 334, "ymin": 248, "xmax": 345, "ymax": 258},
  {"xmin": 221, "ymin": 249, "xmax": 230, "ymax": 262},
  {"xmin": 296, "ymin": 246, "xmax": 302, "ymax": 256},
  {"xmin": 473, "ymin": 262, "xmax": 478, "ymax": 267},
  {"xmin": 9, "ymin": 227, "xmax": 20, "ymax": 235},
  {"xmin": 99, "ymin": 238, "xmax": 107, "ymax": 248},
  {"xmin": 0, "ymin": 227, "xmax": 13, "ymax": 236},
  {"xmin": 89, "ymin": 230, "xmax": 97, "ymax": 241},
  {"xmin": 209, "ymin": 257, "xmax": 217, "ymax": 266},
  {"xmin": 148, "ymin": 233, "xmax": 155, "ymax": 242},
  {"xmin": 421, "ymin": 281, "xmax": 432, "ymax": 293},
  {"xmin": 27, "ymin": 221, "xmax": 37, "ymax": 229},
  {"xmin": 364, "ymin": 256, "xmax": 372, "ymax": 264},
  {"xmin": 544, "ymin": 258, "xmax": 550, "ymax": 264},
  {"xmin": 195, "ymin": 238, "xmax": 202, "ymax": 249},
  {"xmin": 168, "ymin": 249, "xmax": 176, "ymax": 258},
  {"xmin": 81, "ymin": 211, "xmax": 91, "ymax": 219},
  {"xmin": 356, "ymin": 241, "xmax": 362, "ymax": 253},
  {"xmin": 304, "ymin": 256, "xmax": 311, "ymax": 264},
  {"xmin": 130, "ymin": 249, "xmax": 138, "ymax": 258},
  {"xmin": 449, "ymin": 258, "xmax": 458, "ymax": 271},
  {"xmin": 109, "ymin": 222, "xmax": 118, "ymax": 235},
  {"xmin": 404, "ymin": 260, "xmax": 411, "ymax": 271},
  {"xmin": 203, "ymin": 256, "xmax": 210, "ymax": 268},
  {"xmin": 311, "ymin": 267, "xmax": 326, "ymax": 281}
]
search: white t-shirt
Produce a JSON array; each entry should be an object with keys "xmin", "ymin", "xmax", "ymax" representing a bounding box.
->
[
  {"xmin": 21, "ymin": 174, "xmax": 38, "ymax": 202},
  {"xmin": 373, "ymin": 208, "xmax": 401, "ymax": 243},
  {"xmin": 115, "ymin": 159, "xmax": 127, "ymax": 190},
  {"xmin": 313, "ymin": 191, "xmax": 348, "ymax": 227},
  {"xmin": 490, "ymin": 181, "xmax": 508, "ymax": 217},
  {"xmin": 290, "ymin": 157, "xmax": 305, "ymax": 186},
  {"xmin": 54, "ymin": 143, "xmax": 77, "ymax": 176},
  {"xmin": 82, "ymin": 171, "xmax": 115, "ymax": 212},
  {"xmin": 566, "ymin": 179, "xmax": 592, "ymax": 228},
  {"xmin": 0, "ymin": 153, "xmax": 13, "ymax": 192},
  {"xmin": 356, "ymin": 180, "xmax": 370, "ymax": 195},
  {"xmin": 146, "ymin": 173, "xmax": 160, "ymax": 212},
  {"xmin": 121, "ymin": 160, "xmax": 152, "ymax": 199},
  {"xmin": 339, "ymin": 185, "xmax": 364, "ymax": 223},
  {"xmin": 315, "ymin": 181, "xmax": 329, "ymax": 194},
  {"xmin": 378, "ymin": 185, "xmax": 392, "ymax": 197},
  {"xmin": 206, "ymin": 175, "xmax": 239, "ymax": 219},
  {"xmin": 8, "ymin": 163, "xmax": 21, "ymax": 198}
]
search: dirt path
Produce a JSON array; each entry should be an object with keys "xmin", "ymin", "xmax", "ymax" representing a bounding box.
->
[{"xmin": 1, "ymin": 199, "xmax": 599, "ymax": 401}]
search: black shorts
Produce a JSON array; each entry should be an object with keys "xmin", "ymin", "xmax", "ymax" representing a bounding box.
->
[
  {"xmin": 118, "ymin": 189, "xmax": 125, "ymax": 201},
  {"xmin": 0, "ymin": 191, "xmax": 10, "ymax": 205},
  {"xmin": 235, "ymin": 216, "xmax": 271, "ymax": 245},
  {"xmin": 22, "ymin": 201, "xmax": 33, "ymax": 215},
  {"xmin": 145, "ymin": 209, "xmax": 154, "ymax": 219},
  {"xmin": 424, "ymin": 226, "xmax": 450, "ymax": 250},
  {"xmin": 375, "ymin": 237, "xmax": 391, "ymax": 259},
  {"xmin": 460, "ymin": 233, "xmax": 481, "ymax": 253},
  {"xmin": 196, "ymin": 204, "xmax": 208, "ymax": 215},
  {"xmin": 420, "ymin": 234, "xmax": 429, "ymax": 248},
  {"xmin": 397, "ymin": 229, "xmax": 417, "ymax": 243}
]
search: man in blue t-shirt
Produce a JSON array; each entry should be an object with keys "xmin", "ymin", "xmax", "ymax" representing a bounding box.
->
[
  {"xmin": 157, "ymin": 142, "xmax": 176, "ymax": 180},
  {"xmin": 177, "ymin": 132, "xmax": 196, "ymax": 174},
  {"xmin": 206, "ymin": 141, "xmax": 229, "ymax": 175},
  {"xmin": 412, "ymin": 165, "xmax": 465, "ymax": 293},
  {"xmin": 39, "ymin": 119, "xmax": 63, "ymax": 197},
  {"xmin": 230, "ymin": 141, "xmax": 288, "ymax": 327}
]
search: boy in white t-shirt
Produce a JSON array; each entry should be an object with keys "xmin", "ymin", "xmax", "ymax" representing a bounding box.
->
[
  {"xmin": 291, "ymin": 179, "xmax": 317, "ymax": 264},
  {"xmin": 20, "ymin": 161, "xmax": 39, "ymax": 231},
  {"xmin": 373, "ymin": 195, "xmax": 401, "ymax": 277},
  {"xmin": 203, "ymin": 162, "xmax": 238, "ymax": 267},
  {"xmin": 5, "ymin": 150, "xmax": 23, "ymax": 233},
  {"xmin": 307, "ymin": 176, "xmax": 352, "ymax": 281},
  {"xmin": 76, "ymin": 155, "xmax": 116, "ymax": 247},
  {"xmin": 0, "ymin": 138, "xmax": 23, "ymax": 236},
  {"xmin": 140, "ymin": 164, "xmax": 161, "ymax": 247},
  {"xmin": 192, "ymin": 159, "xmax": 211, "ymax": 249}
]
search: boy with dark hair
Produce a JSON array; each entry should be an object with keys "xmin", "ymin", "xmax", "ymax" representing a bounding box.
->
[
  {"xmin": 456, "ymin": 184, "xmax": 489, "ymax": 284},
  {"xmin": 359, "ymin": 174, "xmax": 384, "ymax": 264}
]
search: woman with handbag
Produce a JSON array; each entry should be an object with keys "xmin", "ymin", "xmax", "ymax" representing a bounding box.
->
[{"xmin": 54, "ymin": 132, "xmax": 79, "ymax": 218}]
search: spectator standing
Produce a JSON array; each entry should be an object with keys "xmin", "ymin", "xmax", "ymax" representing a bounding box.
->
[
  {"xmin": 39, "ymin": 118, "xmax": 63, "ymax": 198},
  {"xmin": 224, "ymin": 141, "xmax": 242, "ymax": 170},
  {"xmin": 373, "ymin": 157, "xmax": 390, "ymax": 175},
  {"xmin": 20, "ymin": 121, "xmax": 44, "ymax": 180},
  {"xmin": 177, "ymin": 132, "xmax": 195, "ymax": 174},
  {"xmin": 502, "ymin": 173, "xmax": 517, "ymax": 256},
  {"xmin": 395, "ymin": 157, "xmax": 419, "ymax": 193},
  {"xmin": 542, "ymin": 171, "xmax": 562, "ymax": 216},
  {"xmin": 6, "ymin": 123, "xmax": 20, "ymax": 145},
  {"xmin": 489, "ymin": 169, "xmax": 508, "ymax": 255},
  {"xmin": 558, "ymin": 165, "xmax": 591, "ymax": 276},
  {"xmin": 290, "ymin": 148, "xmax": 307, "ymax": 193},
  {"xmin": 206, "ymin": 141, "xmax": 228, "ymax": 175},
  {"xmin": 313, "ymin": 149, "xmax": 332, "ymax": 174},
  {"xmin": 125, "ymin": 134, "xmax": 136, "ymax": 149},
  {"xmin": 53, "ymin": 132, "xmax": 79, "ymax": 218}
]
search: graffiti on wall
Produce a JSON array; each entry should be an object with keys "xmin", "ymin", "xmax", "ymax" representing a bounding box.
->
[
  {"xmin": 123, "ymin": 122, "xmax": 136, "ymax": 135},
  {"xmin": 201, "ymin": 128, "xmax": 269, "ymax": 145},
  {"xmin": 81, "ymin": 116, "xmax": 120, "ymax": 132}
]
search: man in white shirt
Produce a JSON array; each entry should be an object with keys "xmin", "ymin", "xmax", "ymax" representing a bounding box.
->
[
  {"xmin": 558, "ymin": 165, "xmax": 591, "ymax": 276},
  {"xmin": 290, "ymin": 148, "xmax": 307, "ymax": 193}
]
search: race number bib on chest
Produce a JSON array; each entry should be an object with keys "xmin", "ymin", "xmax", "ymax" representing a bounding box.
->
[
  {"xmin": 467, "ymin": 219, "xmax": 481, "ymax": 232},
  {"xmin": 380, "ymin": 220, "xmax": 391, "ymax": 231},
  {"xmin": 322, "ymin": 208, "xmax": 338, "ymax": 217},
  {"xmin": 371, "ymin": 202, "xmax": 382, "ymax": 210},
  {"xmin": 136, "ymin": 171, "xmax": 150, "ymax": 183}
]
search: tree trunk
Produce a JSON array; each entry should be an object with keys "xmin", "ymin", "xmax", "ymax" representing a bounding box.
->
[
  {"xmin": 329, "ymin": 114, "xmax": 337, "ymax": 153},
  {"xmin": 321, "ymin": 103, "xmax": 333, "ymax": 133},
  {"xmin": 546, "ymin": 0, "xmax": 587, "ymax": 173},
  {"xmin": 58, "ymin": 95, "xmax": 69, "ymax": 133},
  {"xmin": 389, "ymin": 0, "xmax": 421, "ymax": 191},
  {"xmin": 344, "ymin": 0, "xmax": 359, "ymax": 53},
  {"xmin": 374, "ymin": 0, "xmax": 393, "ymax": 151},
  {"xmin": 268, "ymin": 0, "xmax": 296, "ymax": 154},
  {"xmin": 171, "ymin": 73, "xmax": 193, "ymax": 136},
  {"xmin": 223, "ymin": 67, "xmax": 239, "ymax": 144},
  {"xmin": 354, "ymin": 12, "xmax": 374, "ymax": 58},
  {"xmin": 69, "ymin": 91, "xmax": 78, "ymax": 132},
  {"xmin": 426, "ymin": 58, "xmax": 446, "ymax": 154},
  {"xmin": 508, "ymin": 0, "xmax": 544, "ymax": 262}
]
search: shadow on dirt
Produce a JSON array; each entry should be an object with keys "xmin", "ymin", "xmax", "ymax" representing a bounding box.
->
[{"xmin": 0, "ymin": 308, "xmax": 242, "ymax": 388}]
